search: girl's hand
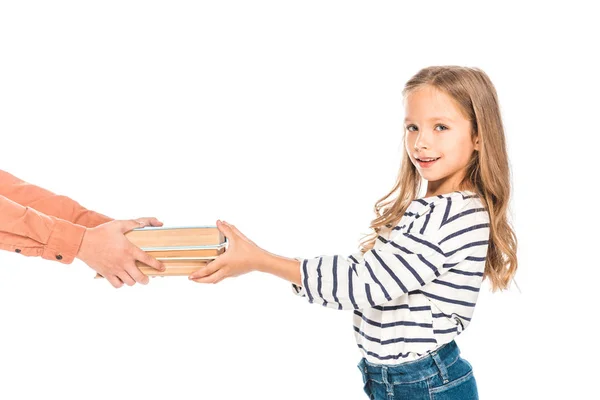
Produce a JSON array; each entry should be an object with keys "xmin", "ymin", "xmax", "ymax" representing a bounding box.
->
[{"xmin": 188, "ymin": 220, "xmax": 266, "ymax": 284}]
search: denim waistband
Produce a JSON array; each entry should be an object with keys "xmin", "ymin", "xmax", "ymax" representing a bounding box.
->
[{"xmin": 357, "ymin": 341, "xmax": 460, "ymax": 385}]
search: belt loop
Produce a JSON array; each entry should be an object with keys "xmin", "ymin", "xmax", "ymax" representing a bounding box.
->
[
  {"xmin": 431, "ymin": 351, "xmax": 449, "ymax": 384},
  {"xmin": 358, "ymin": 359, "xmax": 368, "ymax": 384},
  {"xmin": 381, "ymin": 366, "xmax": 394, "ymax": 398}
]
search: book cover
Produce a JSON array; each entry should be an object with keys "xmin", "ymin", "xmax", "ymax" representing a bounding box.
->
[{"xmin": 125, "ymin": 225, "xmax": 225, "ymax": 249}]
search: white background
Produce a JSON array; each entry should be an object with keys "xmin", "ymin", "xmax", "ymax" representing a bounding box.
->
[{"xmin": 1, "ymin": 1, "xmax": 598, "ymax": 399}]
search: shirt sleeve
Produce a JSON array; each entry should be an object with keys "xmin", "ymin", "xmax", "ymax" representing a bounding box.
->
[
  {"xmin": 0, "ymin": 169, "xmax": 112, "ymax": 228},
  {"xmin": 291, "ymin": 196, "xmax": 490, "ymax": 310},
  {"xmin": 0, "ymin": 169, "xmax": 111, "ymax": 264},
  {"xmin": 0, "ymin": 195, "xmax": 86, "ymax": 264}
]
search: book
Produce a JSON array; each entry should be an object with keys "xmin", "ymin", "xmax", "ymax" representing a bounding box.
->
[
  {"xmin": 124, "ymin": 225, "xmax": 225, "ymax": 249},
  {"xmin": 145, "ymin": 247, "xmax": 226, "ymax": 258},
  {"xmin": 94, "ymin": 225, "xmax": 227, "ymax": 279}
]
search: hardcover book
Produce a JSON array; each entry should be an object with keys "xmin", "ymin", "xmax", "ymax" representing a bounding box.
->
[{"xmin": 94, "ymin": 225, "xmax": 226, "ymax": 279}]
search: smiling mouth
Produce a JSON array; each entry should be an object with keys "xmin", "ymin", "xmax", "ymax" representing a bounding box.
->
[
  {"xmin": 415, "ymin": 157, "xmax": 440, "ymax": 168},
  {"xmin": 416, "ymin": 157, "xmax": 440, "ymax": 162}
]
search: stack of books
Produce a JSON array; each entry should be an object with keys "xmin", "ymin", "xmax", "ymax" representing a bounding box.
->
[{"xmin": 94, "ymin": 225, "xmax": 226, "ymax": 279}]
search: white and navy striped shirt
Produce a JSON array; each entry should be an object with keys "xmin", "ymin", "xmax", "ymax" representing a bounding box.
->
[{"xmin": 292, "ymin": 190, "xmax": 490, "ymax": 364}]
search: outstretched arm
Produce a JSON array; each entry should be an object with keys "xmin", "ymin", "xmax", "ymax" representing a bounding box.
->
[
  {"xmin": 0, "ymin": 169, "xmax": 112, "ymax": 228},
  {"xmin": 0, "ymin": 169, "xmax": 166, "ymax": 288},
  {"xmin": 189, "ymin": 200, "xmax": 489, "ymax": 311}
]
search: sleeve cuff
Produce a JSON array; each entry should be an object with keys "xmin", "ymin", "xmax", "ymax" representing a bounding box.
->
[
  {"xmin": 290, "ymin": 257, "xmax": 307, "ymax": 297},
  {"xmin": 41, "ymin": 218, "xmax": 86, "ymax": 264}
]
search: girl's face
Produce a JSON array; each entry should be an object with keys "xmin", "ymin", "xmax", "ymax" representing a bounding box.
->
[{"xmin": 404, "ymin": 85, "xmax": 479, "ymax": 196}]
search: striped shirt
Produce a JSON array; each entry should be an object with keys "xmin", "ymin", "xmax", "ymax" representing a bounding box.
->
[{"xmin": 292, "ymin": 190, "xmax": 490, "ymax": 364}]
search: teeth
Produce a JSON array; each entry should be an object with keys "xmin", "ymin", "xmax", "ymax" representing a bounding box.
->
[{"xmin": 419, "ymin": 157, "xmax": 438, "ymax": 162}]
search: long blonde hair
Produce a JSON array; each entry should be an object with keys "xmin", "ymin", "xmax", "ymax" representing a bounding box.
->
[{"xmin": 359, "ymin": 66, "xmax": 517, "ymax": 292}]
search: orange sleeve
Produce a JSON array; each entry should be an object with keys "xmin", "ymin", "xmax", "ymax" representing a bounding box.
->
[
  {"xmin": 0, "ymin": 169, "xmax": 113, "ymax": 264},
  {"xmin": 0, "ymin": 169, "xmax": 112, "ymax": 228},
  {"xmin": 0, "ymin": 195, "xmax": 86, "ymax": 264}
]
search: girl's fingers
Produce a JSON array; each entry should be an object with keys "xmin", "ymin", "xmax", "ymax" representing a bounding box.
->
[
  {"xmin": 222, "ymin": 221, "xmax": 255, "ymax": 245},
  {"xmin": 225, "ymin": 222, "xmax": 251, "ymax": 243},
  {"xmin": 190, "ymin": 268, "xmax": 226, "ymax": 284},
  {"xmin": 223, "ymin": 221, "xmax": 241, "ymax": 236},
  {"xmin": 217, "ymin": 219, "xmax": 236, "ymax": 238},
  {"xmin": 189, "ymin": 260, "xmax": 221, "ymax": 280}
]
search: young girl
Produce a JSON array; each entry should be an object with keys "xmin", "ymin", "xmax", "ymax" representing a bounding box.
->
[{"xmin": 189, "ymin": 66, "xmax": 518, "ymax": 399}]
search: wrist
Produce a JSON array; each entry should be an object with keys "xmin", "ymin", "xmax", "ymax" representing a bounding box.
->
[
  {"xmin": 255, "ymin": 249, "xmax": 276, "ymax": 273},
  {"xmin": 256, "ymin": 250, "xmax": 301, "ymax": 286}
]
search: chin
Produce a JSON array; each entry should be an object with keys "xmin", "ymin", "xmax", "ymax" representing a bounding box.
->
[{"xmin": 420, "ymin": 173, "xmax": 444, "ymax": 182}]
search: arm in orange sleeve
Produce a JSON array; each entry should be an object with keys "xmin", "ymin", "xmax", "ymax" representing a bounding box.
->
[
  {"xmin": 0, "ymin": 194, "xmax": 86, "ymax": 264},
  {"xmin": 0, "ymin": 169, "xmax": 113, "ymax": 264},
  {"xmin": 0, "ymin": 169, "xmax": 113, "ymax": 228}
]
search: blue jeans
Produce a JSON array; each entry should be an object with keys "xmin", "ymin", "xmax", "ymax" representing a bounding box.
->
[{"xmin": 357, "ymin": 341, "xmax": 478, "ymax": 399}]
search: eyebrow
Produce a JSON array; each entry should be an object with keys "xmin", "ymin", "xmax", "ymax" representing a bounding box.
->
[{"xmin": 404, "ymin": 116, "xmax": 454, "ymax": 123}]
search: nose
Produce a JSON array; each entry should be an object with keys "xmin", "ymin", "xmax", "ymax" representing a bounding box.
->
[{"xmin": 413, "ymin": 131, "xmax": 430, "ymax": 151}]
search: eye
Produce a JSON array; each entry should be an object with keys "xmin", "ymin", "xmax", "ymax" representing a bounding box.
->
[
  {"xmin": 406, "ymin": 125, "xmax": 417, "ymax": 132},
  {"xmin": 435, "ymin": 124, "xmax": 449, "ymax": 131}
]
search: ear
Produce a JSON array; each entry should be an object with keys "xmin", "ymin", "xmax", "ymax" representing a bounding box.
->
[{"xmin": 473, "ymin": 135, "xmax": 480, "ymax": 151}]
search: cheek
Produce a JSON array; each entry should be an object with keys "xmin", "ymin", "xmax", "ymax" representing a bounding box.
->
[
  {"xmin": 445, "ymin": 137, "xmax": 474, "ymax": 164},
  {"xmin": 404, "ymin": 134, "xmax": 414, "ymax": 152}
]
